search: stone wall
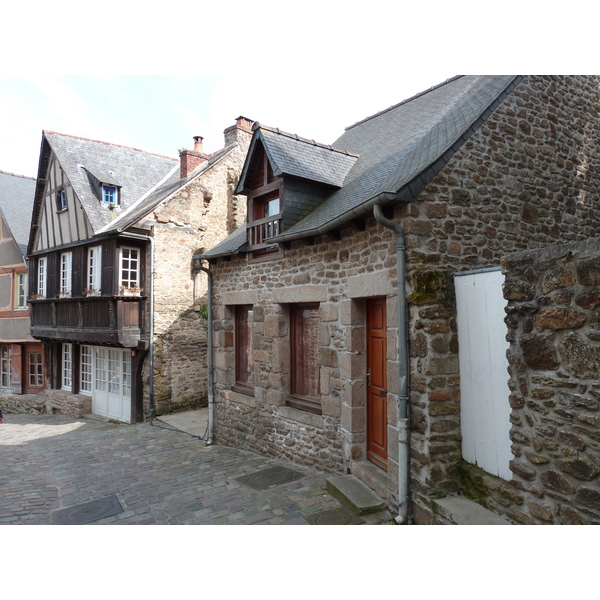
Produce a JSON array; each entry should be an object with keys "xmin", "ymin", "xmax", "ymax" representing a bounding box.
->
[
  {"xmin": 147, "ymin": 125, "xmax": 250, "ymax": 415},
  {"xmin": 211, "ymin": 225, "xmax": 401, "ymax": 492},
  {"xmin": 400, "ymin": 74, "xmax": 600, "ymax": 521},
  {"xmin": 501, "ymin": 237, "xmax": 600, "ymax": 524},
  {"xmin": 0, "ymin": 389, "xmax": 90, "ymax": 418}
]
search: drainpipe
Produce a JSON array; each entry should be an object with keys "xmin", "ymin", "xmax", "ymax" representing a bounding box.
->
[
  {"xmin": 193, "ymin": 256, "xmax": 214, "ymax": 445},
  {"xmin": 373, "ymin": 203, "xmax": 411, "ymax": 525},
  {"xmin": 117, "ymin": 231, "xmax": 155, "ymax": 424}
]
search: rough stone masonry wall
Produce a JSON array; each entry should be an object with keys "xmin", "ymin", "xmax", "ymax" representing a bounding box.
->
[
  {"xmin": 399, "ymin": 75, "xmax": 600, "ymax": 521},
  {"xmin": 148, "ymin": 137, "xmax": 249, "ymax": 416},
  {"xmin": 501, "ymin": 237, "xmax": 600, "ymax": 524},
  {"xmin": 211, "ymin": 221, "xmax": 401, "ymax": 495},
  {"xmin": 211, "ymin": 76, "xmax": 600, "ymax": 521}
]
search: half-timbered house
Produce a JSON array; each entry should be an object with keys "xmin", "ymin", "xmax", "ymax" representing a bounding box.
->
[
  {"xmin": 0, "ymin": 171, "xmax": 44, "ymax": 398},
  {"xmin": 28, "ymin": 118, "xmax": 252, "ymax": 422}
]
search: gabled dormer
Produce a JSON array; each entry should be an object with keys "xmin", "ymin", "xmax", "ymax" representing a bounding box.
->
[
  {"xmin": 235, "ymin": 124, "xmax": 358, "ymax": 259},
  {"xmin": 81, "ymin": 166, "xmax": 123, "ymax": 210}
]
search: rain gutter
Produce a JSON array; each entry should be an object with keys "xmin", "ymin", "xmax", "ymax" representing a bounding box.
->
[
  {"xmin": 193, "ymin": 255, "xmax": 214, "ymax": 445},
  {"xmin": 372, "ymin": 202, "xmax": 412, "ymax": 525}
]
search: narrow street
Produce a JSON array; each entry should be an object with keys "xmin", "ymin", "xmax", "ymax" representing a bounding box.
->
[{"xmin": 0, "ymin": 412, "xmax": 393, "ymax": 525}]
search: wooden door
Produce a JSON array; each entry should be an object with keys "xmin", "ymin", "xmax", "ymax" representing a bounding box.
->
[
  {"xmin": 24, "ymin": 343, "xmax": 44, "ymax": 394},
  {"xmin": 367, "ymin": 297, "xmax": 388, "ymax": 470}
]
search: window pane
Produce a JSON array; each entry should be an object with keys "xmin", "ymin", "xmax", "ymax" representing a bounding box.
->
[
  {"xmin": 1, "ymin": 345, "xmax": 9, "ymax": 388},
  {"xmin": 236, "ymin": 306, "xmax": 254, "ymax": 387},
  {"xmin": 122, "ymin": 352, "xmax": 131, "ymax": 398},
  {"xmin": 108, "ymin": 349, "xmax": 121, "ymax": 394},
  {"xmin": 62, "ymin": 344, "xmax": 72, "ymax": 390},
  {"xmin": 81, "ymin": 346, "xmax": 92, "ymax": 393},
  {"xmin": 291, "ymin": 305, "xmax": 320, "ymax": 400}
]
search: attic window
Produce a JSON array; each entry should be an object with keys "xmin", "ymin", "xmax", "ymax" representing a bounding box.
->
[
  {"xmin": 56, "ymin": 189, "xmax": 67, "ymax": 212},
  {"xmin": 102, "ymin": 185, "xmax": 119, "ymax": 207}
]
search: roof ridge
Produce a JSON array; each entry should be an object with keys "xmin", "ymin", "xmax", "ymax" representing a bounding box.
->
[
  {"xmin": 0, "ymin": 169, "xmax": 36, "ymax": 180},
  {"xmin": 344, "ymin": 75, "xmax": 463, "ymax": 131},
  {"xmin": 257, "ymin": 124, "xmax": 359, "ymax": 157},
  {"xmin": 43, "ymin": 130, "xmax": 178, "ymax": 162}
]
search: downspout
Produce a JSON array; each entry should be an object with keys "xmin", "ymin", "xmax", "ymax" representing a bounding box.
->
[
  {"xmin": 373, "ymin": 203, "xmax": 411, "ymax": 525},
  {"xmin": 117, "ymin": 231, "xmax": 155, "ymax": 424},
  {"xmin": 193, "ymin": 256, "xmax": 214, "ymax": 446}
]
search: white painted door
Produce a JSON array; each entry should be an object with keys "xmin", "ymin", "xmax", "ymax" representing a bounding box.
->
[
  {"xmin": 455, "ymin": 269, "xmax": 512, "ymax": 480},
  {"xmin": 91, "ymin": 347, "xmax": 132, "ymax": 423}
]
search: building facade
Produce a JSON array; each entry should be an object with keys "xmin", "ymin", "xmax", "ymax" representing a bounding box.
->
[
  {"xmin": 203, "ymin": 76, "xmax": 600, "ymax": 523},
  {"xmin": 0, "ymin": 170, "xmax": 45, "ymax": 402},
  {"xmin": 27, "ymin": 119, "xmax": 252, "ymax": 421}
]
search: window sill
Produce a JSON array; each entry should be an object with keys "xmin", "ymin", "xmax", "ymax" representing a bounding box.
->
[
  {"xmin": 223, "ymin": 389, "xmax": 256, "ymax": 408},
  {"xmin": 278, "ymin": 404, "xmax": 324, "ymax": 428},
  {"xmin": 232, "ymin": 384, "xmax": 254, "ymax": 397}
]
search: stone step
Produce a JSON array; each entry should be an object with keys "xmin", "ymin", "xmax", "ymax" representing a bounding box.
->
[
  {"xmin": 326, "ymin": 474, "xmax": 386, "ymax": 515},
  {"xmin": 432, "ymin": 496, "xmax": 512, "ymax": 525}
]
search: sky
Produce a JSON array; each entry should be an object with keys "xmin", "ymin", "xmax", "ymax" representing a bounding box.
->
[
  {"xmin": 1, "ymin": 2, "xmax": 592, "ymax": 179},
  {"xmin": 0, "ymin": 72, "xmax": 452, "ymax": 178}
]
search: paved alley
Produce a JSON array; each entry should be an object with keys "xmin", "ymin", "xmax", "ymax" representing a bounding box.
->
[{"xmin": 0, "ymin": 413, "xmax": 393, "ymax": 525}]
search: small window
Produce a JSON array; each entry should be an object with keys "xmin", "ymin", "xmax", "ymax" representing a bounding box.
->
[
  {"xmin": 102, "ymin": 185, "xmax": 118, "ymax": 207},
  {"xmin": 87, "ymin": 246, "xmax": 102, "ymax": 294},
  {"xmin": 56, "ymin": 189, "xmax": 67, "ymax": 212},
  {"xmin": 234, "ymin": 306, "xmax": 254, "ymax": 395},
  {"xmin": 62, "ymin": 343, "xmax": 72, "ymax": 391},
  {"xmin": 248, "ymin": 190, "xmax": 283, "ymax": 256},
  {"xmin": 60, "ymin": 252, "xmax": 72, "ymax": 295},
  {"xmin": 28, "ymin": 352, "xmax": 43, "ymax": 387},
  {"xmin": 15, "ymin": 272, "xmax": 28, "ymax": 309},
  {"xmin": 80, "ymin": 346, "xmax": 92, "ymax": 395},
  {"xmin": 120, "ymin": 247, "xmax": 139, "ymax": 291},
  {"xmin": 1, "ymin": 345, "xmax": 10, "ymax": 388},
  {"xmin": 289, "ymin": 303, "xmax": 321, "ymax": 414},
  {"xmin": 37, "ymin": 257, "xmax": 47, "ymax": 297}
]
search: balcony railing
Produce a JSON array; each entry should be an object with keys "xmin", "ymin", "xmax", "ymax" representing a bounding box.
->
[
  {"xmin": 247, "ymin": 213, "xmax": 283, "ymax": 251},
  {"xmin": 29, "ymin": 295, "xmax": 146, "ymax": 347}
]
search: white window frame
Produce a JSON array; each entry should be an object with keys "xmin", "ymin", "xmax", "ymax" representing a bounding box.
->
[
  {"xmin": 60, "ymin": 252, "xmax": 72, "ymax": 295},
  {"xmin": 57, "ymin": 189, "xmax": 67, "ymax": 211},
  {"xmin": 15, "ymin": 272, "xmax": 28, "ymax": 309},
  {"xmin": 87, "ymin": 246, "xmax": 102, "ymax": 294},
  {"xmin": 38, "ymin": 257, "xmax": 47, "ymax": 297},
  {"xmin": 62, "ymin": 343, "xmax": 72, "ymax": 391},
  {"xmin": 80, "ymin": 346, "xmax": 92, "ymax": 395},
  {"xmin": 120, "ymin": 247, "xmax": 139, "ymax": 290},
  {"xmin": 1, "ymin": 345, "xmax": 10, "ymax": 389}
]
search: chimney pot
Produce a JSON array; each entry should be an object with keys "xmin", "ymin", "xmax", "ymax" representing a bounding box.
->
[{"xmin": 193, "ymin": 136, "xmax": 204, "ymax": 153}]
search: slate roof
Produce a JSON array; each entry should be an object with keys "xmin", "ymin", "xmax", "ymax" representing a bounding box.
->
[
  {"xmin": 97, "ymin": 147, "xmax": 230, "ymax": 235},
  {"xmin": 274, "ymin": 75, "xmax": 519, "ymax": 241},
  {"xmin": 237, "ymin": 126, "xmax": 358, "ymax": 192},
  {"xmin": 39, "ymin": 132, "xmax": 178, "ymax": 235},
  {"xmin": 0, "ymin": 170, "xmax": 36, "ymax": 255},
  {"xmin": 203, "ymin": 75, "xmax": 520, "ymax": 257}
]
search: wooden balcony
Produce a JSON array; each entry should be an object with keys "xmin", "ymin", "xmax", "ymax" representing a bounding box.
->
[
  {"xmin": 247, "ymin": 214, "xmax": 283, "ymax": 251},
  {"xmin": 29, "ymin": 295, "xmax": 146, "ymax": 347}
]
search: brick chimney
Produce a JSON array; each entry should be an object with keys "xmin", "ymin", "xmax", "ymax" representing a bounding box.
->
[
  {"xmin": 180, "ymin": 136, "xmax": 208, "ymax": 179},
  {"xmin": 224, "ymin": 116, "xmax": 254, "ymax": 149}
]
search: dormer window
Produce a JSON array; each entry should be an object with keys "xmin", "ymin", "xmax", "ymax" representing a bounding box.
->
[
  {"xmin": 56, "ymin": 188, "xmax": 67, "ymax": 212},
  {"xmin": 102, "ymin": 185, "xmax": 119, "ymax": 207}
]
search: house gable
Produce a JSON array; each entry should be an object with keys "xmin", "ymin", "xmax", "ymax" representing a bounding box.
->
[
  {"xmin": 30, "ymin": 147, "xmax": 93, "ymax": 253},
  {"xmin": 235, "ymin": 127, "xmax": 358, "ymax": 258}
]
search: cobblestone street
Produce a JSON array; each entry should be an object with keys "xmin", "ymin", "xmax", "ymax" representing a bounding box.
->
[{"xmin": 0, "ymin": 413, "xmax": 393, "ymax": 525}]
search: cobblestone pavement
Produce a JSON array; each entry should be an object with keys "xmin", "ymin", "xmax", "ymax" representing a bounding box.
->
[{"xmin": 0, "ymin": 413, "xmax": 393, "ymax": 525}]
